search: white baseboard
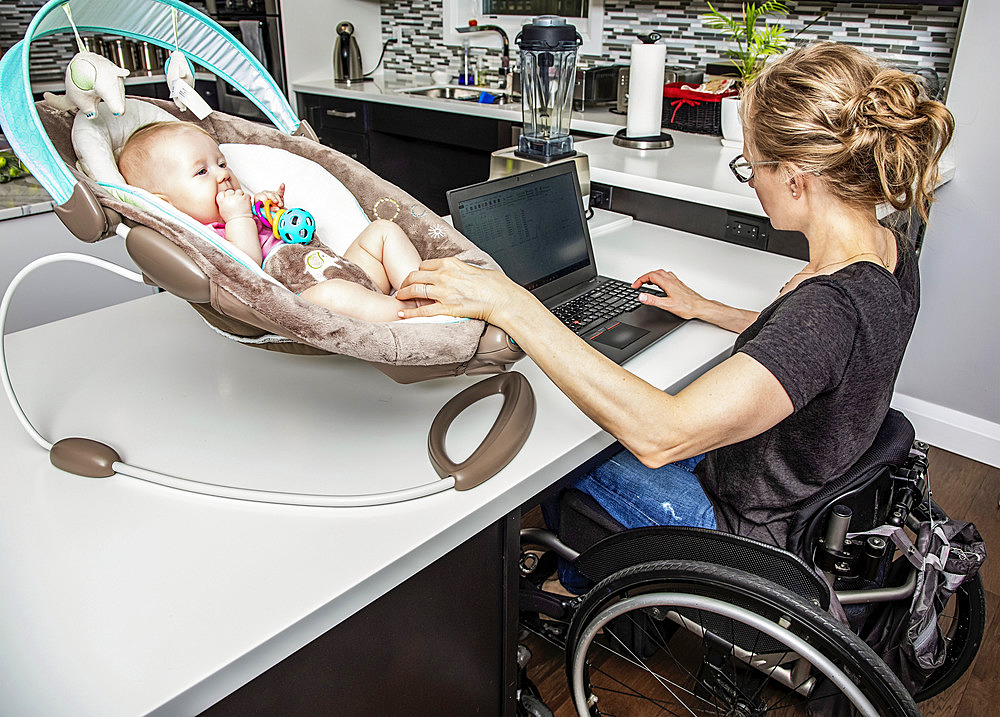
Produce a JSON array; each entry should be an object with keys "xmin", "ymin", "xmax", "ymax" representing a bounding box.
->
[{"xmin": 891, "ymin": 393, "xmax": 1000, "ymax": 468}]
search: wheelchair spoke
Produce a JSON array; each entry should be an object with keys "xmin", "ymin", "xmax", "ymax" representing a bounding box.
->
[
  {"xmin": 587, "ymin": 672, "xmax": 692, "ymax": 716},
  {"xmin": 596, "ymin": 626, "xmax": 701, "ymax": 716}
]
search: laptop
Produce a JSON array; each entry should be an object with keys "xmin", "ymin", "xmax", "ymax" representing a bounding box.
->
[{"xmin": 447, "ymin": 162, "xmax": 686, "ymax": 364}]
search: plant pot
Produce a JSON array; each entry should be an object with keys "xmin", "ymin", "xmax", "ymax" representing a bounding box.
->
[{"xmin": 720, "ymin": 95, "xmax": 743, "ymax": 149}]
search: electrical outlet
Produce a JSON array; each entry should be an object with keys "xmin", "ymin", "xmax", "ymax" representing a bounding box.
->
[{"xmin": 392, "ymin": 26, "xmax": 404, "ymax": 43}]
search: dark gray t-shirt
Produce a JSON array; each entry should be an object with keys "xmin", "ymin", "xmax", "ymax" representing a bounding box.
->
[{"xmin": 695, "ymin": 244, "xmax": 919, "ymax": 549}]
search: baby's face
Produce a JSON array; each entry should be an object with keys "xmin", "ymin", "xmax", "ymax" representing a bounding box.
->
[{"xmin": 154, "ymin": 128, "xmax": 242, "ymax": 224}]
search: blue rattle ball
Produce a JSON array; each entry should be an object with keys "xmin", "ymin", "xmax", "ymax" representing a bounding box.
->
[
  {"xmin": 276, "ymin": 207, "xmax": 315, "ymax": 244},
  {"xmin": 254, "ymin": 200, "xmax": 316, "ymax": 245}
]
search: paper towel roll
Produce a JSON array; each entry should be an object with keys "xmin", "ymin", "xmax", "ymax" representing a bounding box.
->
[{"xmin": 626, "ymin": 42, "xmax": 667, "ymax": 138}]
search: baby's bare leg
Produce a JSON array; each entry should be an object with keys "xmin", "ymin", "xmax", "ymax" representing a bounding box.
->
[
  {"xmin": 301, "ymin": 278, "xmax": 411, "ymax": 322},
  {"xmin": 342, "ymin": 219, "xmax": 421, "ymax": 295}
]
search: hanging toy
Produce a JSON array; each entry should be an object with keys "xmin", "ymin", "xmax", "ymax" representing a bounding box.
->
[
  {"xmin": 42, "ymin": 5, "xmax": 128, "ymax": 118},
  {"xmin": 253, "ymin": 200, "xmax": 316, "ymax": 245},
  {"xmin": 164, "ymin": 9, "xmax": 206, "ymax": 115}
]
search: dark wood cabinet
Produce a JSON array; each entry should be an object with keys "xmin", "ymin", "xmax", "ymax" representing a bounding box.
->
[
  {"xmin": 298, "ymin": 94, "xmax": 370, "ymax": 166},
  {"xmin": 297, "ymin": 93, "xmax": 514, "ymax": 216}
]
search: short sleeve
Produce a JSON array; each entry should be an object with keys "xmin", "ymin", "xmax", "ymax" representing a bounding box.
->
[{"xmin": 737, "ymin": 281, "xmax": 859, "ymax": 411}]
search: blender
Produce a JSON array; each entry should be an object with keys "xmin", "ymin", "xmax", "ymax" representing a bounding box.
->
[{"xmin": 489, "ymin": 16, "xmax": 591, "ymax": 197}]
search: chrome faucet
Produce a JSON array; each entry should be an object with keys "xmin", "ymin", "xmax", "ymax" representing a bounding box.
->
[{"xmin": 456, "ymin": 24, "xmax": 511, "ymax": 94}]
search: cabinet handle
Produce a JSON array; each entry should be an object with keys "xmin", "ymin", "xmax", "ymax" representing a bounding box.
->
[{"xmin": 325, "ymin": 109, "xmax": 357, "ymax": 119}]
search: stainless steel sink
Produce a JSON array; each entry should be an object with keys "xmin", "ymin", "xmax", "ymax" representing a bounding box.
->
[{"xmin": 397, "ymin": 85, "xmax": 515, "ymax": 105}]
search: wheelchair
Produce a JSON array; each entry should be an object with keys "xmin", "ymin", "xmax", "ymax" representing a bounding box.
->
[{"xmin": 518, "ymin": 409, "xmax": 987, "ymax": 716}]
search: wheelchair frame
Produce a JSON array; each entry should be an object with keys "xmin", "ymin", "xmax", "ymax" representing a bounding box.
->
[{"xmin": 517, "ymin": 424, "xmax": 986, "ymax": 716}]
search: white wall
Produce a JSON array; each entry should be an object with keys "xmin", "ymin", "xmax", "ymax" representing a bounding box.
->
[
  {"xmin": 281, "ymin": 0, "xmax": 383, "ymax": 93},
  {"xmin": 892, "ymin": 0, "xmax": 1000, "ymax": 467}
]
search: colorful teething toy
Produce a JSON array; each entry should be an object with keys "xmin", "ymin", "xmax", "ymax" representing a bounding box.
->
[{"xmin": 253, "ymin": 200, "xmax": 316, "ymax": 244}]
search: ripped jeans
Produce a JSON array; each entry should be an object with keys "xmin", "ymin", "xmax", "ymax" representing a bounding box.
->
[
  {"xmin": 576, "ymin": 449, "xmax": 717, "ymax": 530},
  {"xmin": 546, "ymin": 447, "xmax": 717, "ymax": 593}
]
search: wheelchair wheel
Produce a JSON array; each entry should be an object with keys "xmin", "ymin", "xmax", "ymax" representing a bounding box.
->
[
  {"xmin": 914, "ymin": 571, "xmax": 987, "ymax": 702},
  {"xmin": 566, "ymin": 560, "xmax": 920, "ymax": 717}
]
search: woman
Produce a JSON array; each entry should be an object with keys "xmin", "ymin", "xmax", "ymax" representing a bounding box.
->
[{"xmin": 398, "ymin": 42, "xmax": 954, "ymax": 553}]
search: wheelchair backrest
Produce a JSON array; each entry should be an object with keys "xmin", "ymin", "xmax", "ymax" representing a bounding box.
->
[{"xmin": 787, "ymin": 409, "xmax": 915, "ymax": 559}]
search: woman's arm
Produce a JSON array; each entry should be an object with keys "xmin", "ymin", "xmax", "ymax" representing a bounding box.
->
[
  {"xmin": 633, "ymin": 269, "xmax": 759, "ymax": 334},
  {"xmin": 398, "ymin": 259, "xmax": 791, "ymax": 466}
]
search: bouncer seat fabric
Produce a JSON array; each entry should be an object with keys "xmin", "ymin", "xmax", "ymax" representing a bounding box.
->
[{"xmin": 36, "ymin": 97, "xmax": 503, "ymax": 372}]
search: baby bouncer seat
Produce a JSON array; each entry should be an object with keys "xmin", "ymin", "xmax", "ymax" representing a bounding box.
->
[{"xmin": 0, "ymin": 0, "xmax": 534, "ymax": 506}]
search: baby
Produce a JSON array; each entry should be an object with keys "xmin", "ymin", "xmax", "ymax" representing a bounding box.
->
[{"xmin": 117, "ymin": 121, "xmax": 424, "ymax": 322}]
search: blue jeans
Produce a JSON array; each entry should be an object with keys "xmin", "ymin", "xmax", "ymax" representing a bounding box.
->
[
  {"xmin": 546, "ymin": 448, "xmax": 717, "ymax": 592},
  {"xmin": 576, "ymin": 450, "xmax": 716, "ymax": 530}
]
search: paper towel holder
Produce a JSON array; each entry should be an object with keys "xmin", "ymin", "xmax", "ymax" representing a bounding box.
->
[
  {"xmin": 614, "ymin": 30, "xmax": 674, "ymax": 150},
  {"xmin": 613, "ymin": 128, "xmax": 674, "ymax": 150}
]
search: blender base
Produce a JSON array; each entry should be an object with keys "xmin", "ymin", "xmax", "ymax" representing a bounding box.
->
[
  {"xmin": 612, "ymin": 128, "xmax": 674, "ymax": 150},
  {"xmin": 489, "ymin": 147, "xmax": 590, "ymax": 199},
  {"xmin": 513, "ymin": 148, "xmax": 577, "ymax": 163}
]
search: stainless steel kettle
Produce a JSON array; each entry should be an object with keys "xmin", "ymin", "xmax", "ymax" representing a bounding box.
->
[{"xmin": 333, "ymin": 21, "xmax": 364, "ymax": 84}]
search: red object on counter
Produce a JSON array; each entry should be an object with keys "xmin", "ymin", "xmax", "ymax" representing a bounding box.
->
[{"xmin": 661, "ymin": 81, "xmax": 738, "ymax": 136}]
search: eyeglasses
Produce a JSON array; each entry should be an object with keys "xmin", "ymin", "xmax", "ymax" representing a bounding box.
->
[{"xmin": 729, "ymin": 155, "xmax": 780, "ymax": 183}]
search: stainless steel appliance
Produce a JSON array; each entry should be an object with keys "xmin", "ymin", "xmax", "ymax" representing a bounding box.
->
[
  {"xmin": 514, "ymin": 64, "xmax": 624, "ymax": 110},
  {"xmin": 205, "ymin": 0, "xmax": 286, "ymax": 121},
  {"xmin": 615, "ymin": 66, "xmax": 704, "ymax": 114},
  {"xmin": 333, "ymin": 21, "xmax": 366, "ymax": 84}
]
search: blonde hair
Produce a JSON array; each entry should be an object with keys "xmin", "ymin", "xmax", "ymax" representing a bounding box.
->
[
  {"xmin": 740, "ymin": 42, "xmax": 954, "ymax": 220},
  {"xmin": 117, "ymin": 121, "xmax": 216, "ymax": 191}
]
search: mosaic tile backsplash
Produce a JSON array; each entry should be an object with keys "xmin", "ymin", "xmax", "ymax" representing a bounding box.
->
[
  {"xmin": 2, "ymin": 1, "xmax": 960, "ymax": 91},
  {"xmin": 381, "ymin": 1, "xmax": 961, "ymax": 90}
]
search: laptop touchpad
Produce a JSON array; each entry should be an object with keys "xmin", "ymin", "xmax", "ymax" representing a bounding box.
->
[{"xmin": 593, "ymin": 323, "xmax": 649, "ymax": 349}]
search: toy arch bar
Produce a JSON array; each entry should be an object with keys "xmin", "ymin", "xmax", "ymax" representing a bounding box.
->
[{"xmin": 0, "ymin": 0, "xmax": 299, "ymax": 206}]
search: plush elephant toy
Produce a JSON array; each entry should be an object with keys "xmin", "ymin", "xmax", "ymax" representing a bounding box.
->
[{"xmin": 43, "ymin": 51, "xmax": 129, "ymax": 119}]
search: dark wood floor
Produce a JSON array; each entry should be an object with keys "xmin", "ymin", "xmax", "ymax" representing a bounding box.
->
[{"xmin": 521, "ymin": 446, "xmax": 998, "ymax": 716}]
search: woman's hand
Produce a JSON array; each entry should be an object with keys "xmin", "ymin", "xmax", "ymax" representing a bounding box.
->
[
  {"xmin": 396, "ymin": 257, "xmax": 527, "ymax": 325},
  {"xmin": 632, "ymin": 270, "xmax": 710, "ymax": 320},
  {"xmin": 634, "ymin": 269, "xmax": 759, "ymax": 334}
]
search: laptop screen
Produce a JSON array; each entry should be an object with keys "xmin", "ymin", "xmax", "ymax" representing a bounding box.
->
[{"xmin": 451, "ymin": 167, "xmax": 591, "ymax": 292}]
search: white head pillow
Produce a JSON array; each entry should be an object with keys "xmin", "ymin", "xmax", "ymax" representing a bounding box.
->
[
  {"xmin": 72, "ymin": 99, "xmax": 370, "ymax": 255},
  {"xmin": 220, "ymin": 143, "xmax": 369, "ymax": 255},
  {"xmin": 71, "ymin": 97, "xmax": 179, "ymax": 185}
]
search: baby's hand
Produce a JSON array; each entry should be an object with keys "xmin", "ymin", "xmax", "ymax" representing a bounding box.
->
[
  {"xmin": 254, "ymin": 183, "xmax": 285, "ymax": 210},
  {"xmin": 217, "ymin": 188, "xmax": 252, "ymax": 222}
]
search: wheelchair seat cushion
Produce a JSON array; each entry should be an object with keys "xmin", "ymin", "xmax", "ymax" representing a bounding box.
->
[{"xmin": 37, "ymin": 97, "xmax": 499, "ymax": 367}]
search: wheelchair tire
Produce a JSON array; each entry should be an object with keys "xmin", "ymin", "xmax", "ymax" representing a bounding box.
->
[
  {"xmin": 566, "ymin": 560, "xmax": 920, "ymax": 717},
  {"xmin": 913, "ymin": 571, "xmax": 987, "ymax": 702}
]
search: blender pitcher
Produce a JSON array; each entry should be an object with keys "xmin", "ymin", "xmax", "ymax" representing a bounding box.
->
[{"xmin": 515, "ymin": 16, "xmax": 582, "ymax": 162}]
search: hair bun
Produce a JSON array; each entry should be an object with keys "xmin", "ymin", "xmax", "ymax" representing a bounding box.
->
[
  {"xmin": 740, "ymin": 42, "xmax": 954, "ymax": 220},
  {"xmin": 842, "ymin": 69, "xmax": 925, "ymax": 136}
]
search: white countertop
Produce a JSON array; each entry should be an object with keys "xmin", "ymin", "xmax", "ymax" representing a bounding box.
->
[
  {"xmin": 292, "ymin": 74, "xmax": 629, "ymax": 136},
  {"xmin": 292, "ymin": 76, "xmax": 956, "ymax": 222},
  {"xmin": 578, "ymin": 133, "xmax": 767, "ymax": 216},
  {"xmin": 0, "ymin": 214, "xmax": 803, "ymax": 716}
]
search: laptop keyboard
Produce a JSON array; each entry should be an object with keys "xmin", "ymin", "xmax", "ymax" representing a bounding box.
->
[{"xmin": 551, "ymin": 279, "xmax": 666, "ymax": 334}]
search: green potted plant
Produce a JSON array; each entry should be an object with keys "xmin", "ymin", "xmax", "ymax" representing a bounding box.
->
[
  {"xmin": 703, "ymin": 0, "xmax": 791, "ymax": 85},
  {"xmin": 702, "ymin": 1, "xmax": 826, "ymax": 146}
]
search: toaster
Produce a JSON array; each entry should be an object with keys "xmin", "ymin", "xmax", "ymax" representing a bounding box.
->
[
  {"xmin": 514, "ymin": 65, "xmax": 627, "ymax": 110},
  {"xmin": 616, "ymin": 66, "xmax": 705, "ymax": 113}
]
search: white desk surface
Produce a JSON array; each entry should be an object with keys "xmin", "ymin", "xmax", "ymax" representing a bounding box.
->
[{"xmin": 0, "ymin": 216, "xmax": 803, "ymax": 716}]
